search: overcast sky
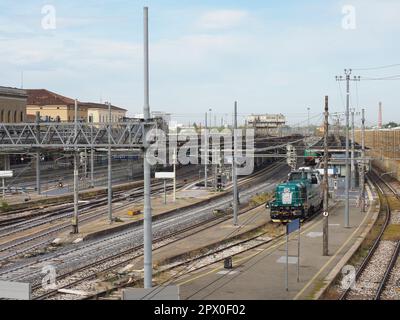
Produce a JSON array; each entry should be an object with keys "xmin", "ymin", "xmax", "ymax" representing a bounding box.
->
[{"xmin": 1, "ymin": 0, "xmax": 399, "ymax": 126}]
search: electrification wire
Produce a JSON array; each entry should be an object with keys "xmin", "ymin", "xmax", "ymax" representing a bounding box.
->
[
  {"xmin": 337, "ymin": 81, "xmax": 345, "ymax": 109},
  {"xmin": 352, "ymin": 63, "xmax": 400, "ymax": 71}
]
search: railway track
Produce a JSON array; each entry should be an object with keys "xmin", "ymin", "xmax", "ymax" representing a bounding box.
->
[
  {"xmin": 0, "ymin": 158, "xmax": 285, "ymax": 263},
  {"xmin": 0, "ymin": 175, "xmax": 198, "ymax": 263},
  {"xmin": 340, "ymin": 170, "xmax": 400, "ymax": 300},
  {"xmin": 0, "ymin": 160, "xmax": 290, "ymax": 299}
]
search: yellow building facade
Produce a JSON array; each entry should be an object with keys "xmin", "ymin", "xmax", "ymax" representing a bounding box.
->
[
  {"xmin": 26, "ymin": 89, "xmax": 126, "ymax": 122},
  {"xmin": 0, "ymin": 86, "xmax": 27, "ymax": 123}
]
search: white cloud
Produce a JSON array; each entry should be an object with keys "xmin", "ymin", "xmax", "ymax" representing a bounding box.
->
[{"xmin": 197, "ymin": 10, "xmax": 249, "ymax": 30}]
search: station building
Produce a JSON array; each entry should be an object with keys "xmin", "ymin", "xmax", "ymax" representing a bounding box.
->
[
  {"xmin": 0, "ymin": 86, "xmax": 27, "ymax": 123},
  {"xmin": 84, "ymin": 102, "xmax": 126, "ymax": 123},
  {"xmin": 246, "ymin": 114, "xmax": 286, "ymax": 136},
  {"xmin": 26, "ymin": 89, "xmax": 127, "ymax": 122}
]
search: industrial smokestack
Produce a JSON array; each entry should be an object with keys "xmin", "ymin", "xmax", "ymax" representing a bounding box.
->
[{"xmin": 378, "ymin": 102, "xmax": 382, "ymax": 129}]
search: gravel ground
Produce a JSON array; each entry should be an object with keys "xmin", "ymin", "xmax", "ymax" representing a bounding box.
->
[
  {"xmin": 390, "ymin": 211, "xmax": 400, "ymax": 224},
  {"xmin": 380, "ymin": 257, "xmax": 400, "ymax": 300}
]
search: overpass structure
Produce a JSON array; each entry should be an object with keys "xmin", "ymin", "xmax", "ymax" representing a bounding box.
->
[{"xmin": 0, "ymin": 120, "xmax": 156, "ymax": 152}]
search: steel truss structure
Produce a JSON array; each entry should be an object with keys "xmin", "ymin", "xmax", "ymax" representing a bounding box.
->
[{"xmin": 0, "ymin": 121, "xmax": 158, "ymax": 151}]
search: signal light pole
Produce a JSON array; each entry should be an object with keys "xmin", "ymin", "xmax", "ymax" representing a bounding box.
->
[
  {"xmin": 360, "ymin": 108, "xmax": 366, "ymax": 212},
  {"xmin": 336, "ymin": 69, "xmax": 360, "ymax": 228},
  {"xmin": 72, "ymin": 99, "xmax": 79, "ymax": 234},
  {"xmin": 233, "ymin": 101, "xmax": 238, "ymax": 226},
  {"xmin": 323, "ymin": 96, "xmax": 329, "ymax": 256}
]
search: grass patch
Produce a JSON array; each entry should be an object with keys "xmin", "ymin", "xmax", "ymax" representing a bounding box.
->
[
  {"xmin": 307, "ymin": 279, "xmax": 327, "ymax": 300},
  {"xmin": 249, "ymin": 192, "xmax": 272, "ymax": 207},
  {"xmin": 0, "ymin": 201, "xmax": 9, "ymax": 212},
  {"xmin": 382, "ymin": 224, "xmax": 400, "ymax": 241}
]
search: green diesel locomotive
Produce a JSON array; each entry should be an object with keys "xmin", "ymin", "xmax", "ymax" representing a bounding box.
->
[{"xmin": 267, "ymin": 168, "xmax": 323, "ymax": 223}]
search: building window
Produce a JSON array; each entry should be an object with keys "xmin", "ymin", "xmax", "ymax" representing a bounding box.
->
[
  {"xmin": 14, "ymin": 111, "xmax": 17, "ymax": 123},
  {"xmin": 7, "ymin": 111, "xmax": 11, "ymax": 122},
  {"xmin": 20, "ymin": 112, "xmax": 23, "ymax": 122},
  {"xmin": 0, "ymin": 110, "xmax": 3, "ymax": 122}
]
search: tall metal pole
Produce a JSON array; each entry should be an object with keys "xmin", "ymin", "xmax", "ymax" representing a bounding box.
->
[
  {"xmin": 345, "ymin": 70, "xmax": 351, "ymax": 228},
  {"xmin": 204, "ymin": 112, "xmax": 208, "ymax": 188},
  {"xmin": 90, "ymin": 120, "xmax": 94, "ymax": 188},
  {"xmin": 307, "ymin": 107, "xmax": 310, "ymax": 136},
  {"xmin": 35, "ymin": 111, "xmax": 41, "ymax": 195},
  {"xmin": 143, "ymin": 6, "xmax": 153, "ymax": 289},
  {"xmin": 285, "ymin": 231, "xmax": 289, "ymax": 291},
  {"xmin": 233, "ymin": 101, "xmax": 238, "ymax": 226},
  {"xmin": 163, "ymin": 179, "xmax": 166, "ymax": 204},
  {"xmin": 336, "ymin": 70, "xmax": 359, "ymax": 228},
  {"xmin": 214, "ymin": 147, "xmax": 218, "ymax": 191},
  {"xmin": 323, "ymin": 96, "xmax": 329, "ymax": 256},
  {"xmin": 108, "ymin": 102, "xmax": 113, "ymax": 224},
  {"xmin": 173, "ymin": 147, "xmax": 176, "ymax": 202},
  {"xmin": 360, "ymin": 108, "xmax": 366, "ymax": 212},
  {"xmin": 351, "ymin": 109, "xmax": 356, "ymax": 189},
  {"xmin": 72, "ymin": 99, "xmax": 79, "ymax": 234}
]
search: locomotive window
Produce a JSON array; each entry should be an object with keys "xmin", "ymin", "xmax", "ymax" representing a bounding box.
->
[{"xmin": 289, "ymin": 172, "xmax": 304, "ymax": 181}]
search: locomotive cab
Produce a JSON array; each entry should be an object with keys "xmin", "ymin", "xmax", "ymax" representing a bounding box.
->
[{"xmin": 269, "ymin": 168, "xmax": 323, "ymax": 223}]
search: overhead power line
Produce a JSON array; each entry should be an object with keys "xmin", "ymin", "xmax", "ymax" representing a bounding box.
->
[{"xmin": 352, "ymin": 63, "xmax": 400, "ymax": 71}]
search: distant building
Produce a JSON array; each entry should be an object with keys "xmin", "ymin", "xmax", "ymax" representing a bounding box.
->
[
  {"xmin": 84, "ymin": 102, "xmax": 126, "ymax": 123},
  {"xmin": 26, "ymin": 89, "xmax": 126, "ymax": 122},
  {"xmin": 133, "ymin": 111, "xmax": 171, "ymax": 132},
  {"xmin": 246, "ymin": 114, "xmax": 286, "ymax": 136},
  {"xmin": 0, "ymin": 86, "xmax": 27, "ymax": 123}
]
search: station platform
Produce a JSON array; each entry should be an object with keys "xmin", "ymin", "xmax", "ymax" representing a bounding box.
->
[
  {"xmin": 126, "ymin": 203, "xmax": 277, "ymax": 274},
  {"xmin": 175, "ymin": 183, "xmax": 379, "ymax": 300}
]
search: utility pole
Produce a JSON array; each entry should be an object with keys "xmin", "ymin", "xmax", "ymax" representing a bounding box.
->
[
  {"xmin": 360, "ymin": 108, "xmax": 366, "ymax": 212},
  {"xmin": 90, "ymin": 118, "xmax": 95, "ymax": 188},
  {"xmin": 173, "ymin": 147, "xmax": 176, "ymax": 202},
  {"xmin": 323, "ymin": 96, "xmax": 329, "ymax": 256},
  {"xmin": 108, "ymin": 102, "xmax": 113, "ymax": 224},
  {"xmin": 214, "ymin": 147, "xmax": 218, "ymax": 191},
  {"xmin": 351, "ymin": 109, "xmax": 356, "ymax": 189},
  {"xmin": 143, "ymin": 6, "xmax": 153, "ymax": 289},
  {"xmin": 72, "ymin": 99, "xmax": 79, "ymax": 234},
  {"xmin": 233, "ymin": 101, "xmax": 238, "ymax": 226},
  {"xmin": 307, "ymin": 107, "xmax": 310, "ymax": 136},
  {"xmin": 204, "ymin": 112, "xmax": 208, "ymax": 188},
  {"xmin": 336, "ymin": 69, "xmax": 360, "ymax": 228},
  {"xmin": 35, "ymin": 111, "xmax": 41, "ymax": 195}
]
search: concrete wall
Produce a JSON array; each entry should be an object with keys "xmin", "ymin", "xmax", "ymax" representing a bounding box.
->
[{"xmin": 355, "ymin": 128, "xmax": 400, "ymax": 180}]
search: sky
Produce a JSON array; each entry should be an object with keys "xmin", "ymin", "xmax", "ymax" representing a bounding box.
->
[{"xmin": 0, "ymin": 0, "xmax": 399, "ymax": 127}]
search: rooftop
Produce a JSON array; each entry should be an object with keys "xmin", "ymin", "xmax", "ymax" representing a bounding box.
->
[
  {"xmin": 0, "ymin": 86, "xmax": 27, "ymax": 98},
  {"xmin": 26, "ymin": 89, "xmax": 126, "ymax": 111},
  {"xmin": 26, "ymin": 89, "xmax": 75, "ymax": 106},
  {"xmin": 82, "ymin": 102, "xmax": 126, "ymax": 112}
]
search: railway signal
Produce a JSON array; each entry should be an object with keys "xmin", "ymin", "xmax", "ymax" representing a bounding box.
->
[
  {"xmin": 286, "ymin": 144, "xmax": 297, "ymax": 170},
  {"xmin": 323, "ymin": 96, "xmax": 329, "ymax": 256}
]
